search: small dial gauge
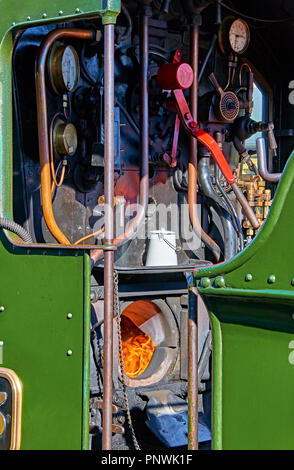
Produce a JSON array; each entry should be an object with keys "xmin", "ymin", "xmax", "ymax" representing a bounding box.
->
[
  {"xmin": 229, "ymin": 19, "xmax": 250, "ymax": 54},
  {"xmin": 53, "ymin": 120, "xmax": 78, "ymax": 156},
  {"xmin": 218, "ymin": 17, "xmax": 250, "ymax": 55},
  {"xmin": 48, "ymin": 44, "xmax": 80, "ymax": 94}
]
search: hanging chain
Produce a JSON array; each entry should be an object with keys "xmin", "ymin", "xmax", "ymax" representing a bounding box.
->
[{"xmin": 114, "ymin": 270, "xmax": 141, "ymax": 450}]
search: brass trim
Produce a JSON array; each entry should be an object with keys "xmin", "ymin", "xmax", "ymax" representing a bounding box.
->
[{"xmin": 0, "ymin": 368, "xmax": 22, "ymax": 450}]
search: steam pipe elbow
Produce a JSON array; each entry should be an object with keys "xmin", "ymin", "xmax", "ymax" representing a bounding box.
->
[{"xmin": 256, "ymin": 137, "xmax": 281, "ymax": 183}]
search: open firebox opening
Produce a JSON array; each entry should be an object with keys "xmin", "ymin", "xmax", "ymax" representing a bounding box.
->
[
  {"xmin": 120, "ymin": 300, "xmax": 166, "ymax": 380},
  {"xmin": 121, "ymin": 316, "xmax": 155, "ymax": 378},
  {"xmin": 117, "ymin": 299, "xmax": 179, "ymax": 388}
]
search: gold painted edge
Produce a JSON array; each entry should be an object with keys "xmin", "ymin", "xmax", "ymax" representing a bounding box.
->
[{"xmin": 0, "ymin": 368, "xmax": 22, "ymax": 450}]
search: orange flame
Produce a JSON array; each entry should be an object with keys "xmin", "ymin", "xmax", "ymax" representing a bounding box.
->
[{"xmin": 121, "ymin": 316, "xmax": 155, "ymax": 378}]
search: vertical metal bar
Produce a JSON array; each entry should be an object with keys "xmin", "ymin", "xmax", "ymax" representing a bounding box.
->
[
  {"xmin": 140, "ymin": 12, "xmax": 149, "ymax": 206},
  {"xmin": 187, "ymin": 16, "xmax": 221, "ymax": 263},
  {"xmin": 102, "ymin": 23, "xmax": 115, "ymax": 451},
  {"xmin": 90, "ymin": 13, "xmax": 150, "ymax": 266},
  {"xmin": 188, "ymin": 19, "xmax": 200, "ymax": 451}
]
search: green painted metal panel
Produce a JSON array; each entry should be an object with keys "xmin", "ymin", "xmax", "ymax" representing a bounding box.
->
[
  {"xmin": 0, "ymin": 0, "xmax": 120, "ymax": 34},
  {"xmin": 220, "ymin": 323, "xmax": 294, "ymax": 450},
  {"xmin": 0, "ymin": 236, "xmax": 91, "ymax": 449},
  {"xmin": 193, "ymin": 151, "xmax": 294, "ymax": 449}
]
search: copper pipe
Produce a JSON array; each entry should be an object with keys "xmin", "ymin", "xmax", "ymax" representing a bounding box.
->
[
  {"xmin": 49, "ymin": 112, "xmax": 66, "ymax": 193},
  {"xmin": 35, "ymin": 28, "xmax": 93, "ymax": 245},
  {"xmin": 231, "ymin": 182, "xmax": 260, "ymax": 229},
  {"xmin": 188, "ymin": 21, "xmax": 199, "ymax": 452},
  {"xmin": 188, "ymin": 23, "xmax": 221, "ymax": 263},
  {"xmin": 91, "ymin": 13, "xmax": 149, "ymax": 266},
  {"xmin": 102, "ymin": 23, "xmax": 115, "ymax": 451}
]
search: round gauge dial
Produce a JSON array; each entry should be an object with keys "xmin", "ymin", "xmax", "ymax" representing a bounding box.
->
[
  {"xmin": 53, "ymin": 120, "xmax": 77, "ymax": 156},
  {"xmin": 218, "ymin": 16, "xmax": 250, "ymax": 55},
  {"xmin": 228, "ymin": 19, "xmax": 250, "ymax": 54},
  {"xmin": 48, "ymin": 44, "xmax": 80, "ymax": 94}
]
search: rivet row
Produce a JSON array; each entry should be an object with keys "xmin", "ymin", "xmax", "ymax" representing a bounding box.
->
[{"xmin": 12, "ymin": 8, "xmax": 83, "ymax": 26}]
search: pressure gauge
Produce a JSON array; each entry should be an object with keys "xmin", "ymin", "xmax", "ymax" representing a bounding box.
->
[
  {"xmin": 219, "ymin": 17, "xmax": 250, "ymax": 55},
  {"xmin": 228, "ymin": 19, "xmax": 250, "ymax": 54},
  {"xmin": 53, "ymin": 120, "xmax": 77, "ymax": 156},
  {"xmin": 48, "ymin": 43, "xmax": 80, "ymax": 94}
]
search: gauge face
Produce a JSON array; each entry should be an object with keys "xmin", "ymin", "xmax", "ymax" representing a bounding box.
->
[
  {"xmin": 61, "ymin": 46, "xmax": 79, "ymax": 92},
  {"xmin": 228, "ymin": 19, "xmax": 250, "ymax": 54},
  {"xmin": 48, "ymin": 44, "xmax": 80, "ymax": 94}
]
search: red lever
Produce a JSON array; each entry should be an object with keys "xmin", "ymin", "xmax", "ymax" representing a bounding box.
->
[
  {"xmin": 156, "ymin": 62, "xmax": 236, "ymax": 185},
  {"xmin": 156, "ymin": 62, "xmax": 260, "ymax": 229},
  {"xmin": 162, "ymin": 114, "xmax": 180, "ymax": 168},
  {"xmin": 173, "ymin": 89, "xmax": 236, "ymax": 185}
]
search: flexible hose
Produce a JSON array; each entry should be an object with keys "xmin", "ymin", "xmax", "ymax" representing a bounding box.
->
[{"xmin": 0, "ymin": 217, "xmax": 33, "ymax": 243}]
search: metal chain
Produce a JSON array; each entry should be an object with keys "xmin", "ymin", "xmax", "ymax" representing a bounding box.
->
[{"xmin": 114, "ymin": 270, "xmax": 141, "ymax": 450}]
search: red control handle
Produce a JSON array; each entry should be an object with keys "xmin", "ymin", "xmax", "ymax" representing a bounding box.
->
[
  {"xmin": 193, "ymin": 129, "xmax": 236, "ymax": 185},
  {"xmin": 156, "ymin": 63, "xmax": 260, "ymax": 229},
  {"xmin": 156, "ymin": 61, "xmax": 235, "ymax": 184},
  {"xmin": 172, "ymin": 89, "xmax": 236, "ymax": 185}
]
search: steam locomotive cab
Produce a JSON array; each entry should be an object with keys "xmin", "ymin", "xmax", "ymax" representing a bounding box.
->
[{"xmin": 1, "ymin": 0, "xmax": 294, "ymax": 451}]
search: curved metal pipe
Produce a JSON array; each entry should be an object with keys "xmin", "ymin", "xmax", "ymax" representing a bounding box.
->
[
  {"xmin": 256, "ymin": 137, "xmax": 281, "ymax": 182},
  {"xmin": 91, "ymin": 13, "xmax": 149, "ymax": 266},
  {"xmin": 198, "ymin": 157, "xmax": 237, "ymax": 260},
  {"xmin": 198, "ymin": 34, "xmax": 217, "ymax": 83},
  {"xmin": 215, "ymin": 166, "xmax": 244, "ymax": 251},
  {"xmin": 188, "ymin": 23, "xmax": 221, "ymax": 263},
  {"xmin": 36, "ymin": 28, "xmax": 93, "ymax": 245}
]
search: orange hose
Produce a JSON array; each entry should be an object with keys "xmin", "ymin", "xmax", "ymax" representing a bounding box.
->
[
  {"xmin": 73, "ymin": 227, "xmax": 105, "ymax": 246},
  {"xmin": 49, "ymin": 112, "xmax": 67, "ymax": 194},
  {"xmin": 36, "ymin": 29, "xmax": 93, "ymax": 245}
]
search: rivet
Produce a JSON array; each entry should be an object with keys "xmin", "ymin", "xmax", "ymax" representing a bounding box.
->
[
  {"xmin": 268, "ymin": 274, "xmax": 276, "ymax": 284},
  {"xmin": 67, "ymin": 349, "xmax": 73, "ymax": 356},
  {"xmin": 67, "ymin": 313, "xmax": 72, "ymax": 319},
  {"xmin": 27, "ymin": 16, "xmax": 31, "ymax": 21},
  {"xmin": 200, "ymin": 277, "xmax": 210, "ymax": 288},
  {"xmin": 75, "ymin": 8, "xmax": 81, "ymax": 13},
  {"xmin": 58, "ymin": 10, "xmax": 64, "ymax": 16},
  {"xmin": 245, "ymin": 273, "xmax": 252, "ymax": 282},
  {"xmin": 42, "ymin": 13, "xmax": 47, "ymax": 18},
  {"xmin": 0, "ymin": 306, "xmax": 5, "ymax": 312},
  {"xmin": 214, "ymin": 276, "xmax": 225, "ymax": 288}
]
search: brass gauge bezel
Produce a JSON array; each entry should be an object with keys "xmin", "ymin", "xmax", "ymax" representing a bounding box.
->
[
  {"xmin": 47, "ymin": 42, "xmax": 80, "ymax": 94},
  {"xmin": 53, "ymin": 119, "xmax": 78, "ymax": 157},
  {"xmin": 218, "ymin": 16, "xmax": 250, "ymax": 55}
]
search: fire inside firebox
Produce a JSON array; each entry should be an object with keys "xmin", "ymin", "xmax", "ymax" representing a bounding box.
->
[{"xmin": 121, "ymin": 316, "xmax": 155, "ymax": 378}]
